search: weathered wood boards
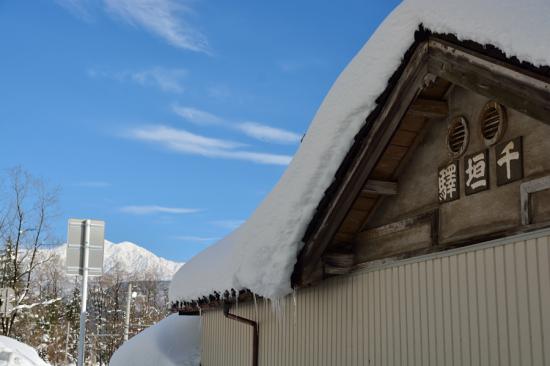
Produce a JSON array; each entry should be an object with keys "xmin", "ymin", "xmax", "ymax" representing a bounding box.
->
[
  {"xmin": 295, "ymin": 37, "xmax": 550, "ymax": 287},
  {"xmin": 295, "ymin": 42, "xmax": 432, "ymax": 285},
  {"xmin": 408, "ymin": 98, "xmax": 449, "ymax": 118},
  {"xmin": 520, "ymin": 175, "xmax": 550, "ymax": 225},
  {"xmin": 354, "ymin": 210, "xmax": 439, "ymax": 262},
  {"xmin": 427, "ymin": 40, "xmax": 550, "ymax": 124},
  {"xmin": 362, "ymin": 180, "xmax": 398, "ymax": 196}
]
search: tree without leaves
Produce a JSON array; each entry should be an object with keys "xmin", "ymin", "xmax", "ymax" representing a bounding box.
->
[
  {"xmin": 0, "ymin": 166, "xmax": 60, "ymax": 336},
  {"xmin": 0, "ymin": 167, "xmax": 173, "ymax": 364}
]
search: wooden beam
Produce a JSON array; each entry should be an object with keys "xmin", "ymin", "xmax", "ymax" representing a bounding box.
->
[
  {"xmin": 356, "ymin": 210, "xmax": 437, "ymax": 241},
  {"xmin": 354, "ymin": 209, "xmax": 438, "ymax": 263},
  {"xmin": 520, "ymin": 175, "xmax": 550, "ymax": 225},
  {"xmin": 295, "ymin": 37, "xmax": 550, "ymax": 288},
  {"xmin": 293, "ymin": 42, "xmax": 430, "ymax": 287},
  {"xmin": 407, "ymin": 98, "xmax": 448, "ymax": 119},
  {"xmin": 362, "ymin": 180, "xmax": 398, "ymax": 196},
  {"xmin": 427, "ymin": 39, "xmax": 550, "ymax": 123}
]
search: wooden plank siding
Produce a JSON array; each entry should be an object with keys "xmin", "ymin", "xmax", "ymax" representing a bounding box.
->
[
  {"xmin": 201, "ymin": 230, "xmax": 550, "ymax": 366},
  {"xmin": 296, "ymin": 37, "xmax": 550, "ymax": 287},
  {"xmin": 331, "ymin": 78, "xmax": 450, "ymax": 250}
]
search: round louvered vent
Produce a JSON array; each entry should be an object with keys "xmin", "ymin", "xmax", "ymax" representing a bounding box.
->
[
  {"xmin": 480, "ymin": 100, "xmax": 506, "ymax": 146},
  {"xmin": 446, "ymin": 116, "xmax": 469, "ymax": 158}
]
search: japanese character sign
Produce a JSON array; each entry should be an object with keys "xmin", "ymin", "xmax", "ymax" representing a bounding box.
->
[
  {"xmin": 464, "ymin": 150, "xmax": 489, "ymax": 195},
  {"xmin": 438, "ymin": 161, "xmax": 459, "ymax": 203},
  {"xmin": 496, "ymin": 136, "xmax": 523, "ymax": 186}
]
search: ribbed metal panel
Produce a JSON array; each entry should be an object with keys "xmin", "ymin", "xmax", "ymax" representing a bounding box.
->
[{"xmin": 201, "ymin": 232, "xmax": 550, "ymax": 366}]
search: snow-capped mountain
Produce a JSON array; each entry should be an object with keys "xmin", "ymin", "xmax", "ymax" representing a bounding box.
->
[
  {"xmin": 103, "ymin": 241, "xmax": 183, "ymax": 280},
  {"xmin": 50, "ymin": 240, "xmax": 183, "ymax": 281}
]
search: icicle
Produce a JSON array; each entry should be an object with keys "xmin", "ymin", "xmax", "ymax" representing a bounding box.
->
[
  {"xmin": 292, "ymin": 288, "xmax": 297, "ymax": 327},
  {"xmin": 198, "ymin": 306, "xmax": 202, "ymax": 330},
  {"xmin": 269, "ymin": 297, "xmax": 278, "ymax": 317},
  {"xmin": 270, "ymin": 297, "xmax": 284, "ymax": 323},
  {"xmin": 253, "ymin": 293, "xmax": 259, "ymax": 322}
]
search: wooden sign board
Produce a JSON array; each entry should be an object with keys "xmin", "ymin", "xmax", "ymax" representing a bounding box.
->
[
  {"xmin": 438, "ymin": 160, "xmax": 460, "ymax": 203},
  {"xmin": 464, "ymin": 149, "xmax": 489, "ymax": 195},
  {"xmin": 496, "ymin": 136, "xmax": 523, "ymax": 186}
]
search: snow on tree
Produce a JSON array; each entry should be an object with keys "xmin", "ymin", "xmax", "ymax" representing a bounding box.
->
[
  {"xmin": 0, "ymin": 167, "xmax": 175, "ymax": 364},
  {"xmin": 0, "ymin": 167, "xmax": 59, "ymax": 337}
]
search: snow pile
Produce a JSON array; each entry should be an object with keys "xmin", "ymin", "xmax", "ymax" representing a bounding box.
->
[
  {"xmin": 110, "ymin": 314, "xmax": 200, "ymax": 366},
  {"xmin": 0, "ymin": 336, "xmax": 50, "ymax": 366},
  {"xmin": 170, "ymin": 0, "xmax": 550, "ymax": 302}
]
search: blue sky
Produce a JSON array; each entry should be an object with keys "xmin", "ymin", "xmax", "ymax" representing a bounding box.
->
[{"xmin": 0, "ymin": 0, "xmax": 400, "ymax": 262}]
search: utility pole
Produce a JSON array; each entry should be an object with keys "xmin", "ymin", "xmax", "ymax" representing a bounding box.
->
[
  {"xmin": 77, "ymin": 219, "xmax": 91, "ymax": 366},
  {"xmin": 66, "ymin": 218, "xmax": 105, "ymax": 366},
  {"xmin": 65, "ymin": 321, "xmax": 70, "ymax": 364},
  {"xmin": 123, "ymin": 283, "xmax": 132, "ymax": 342}
]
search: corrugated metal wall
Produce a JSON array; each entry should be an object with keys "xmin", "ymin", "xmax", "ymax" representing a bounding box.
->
[{"xmin": 201, "ymin": 231, "xmax": 550, "ymax": 366}]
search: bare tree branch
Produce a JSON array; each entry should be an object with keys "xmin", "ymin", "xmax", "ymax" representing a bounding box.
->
[{"xmin": 0, "ymin": 167, "xmax": 59, "ymax": 336}]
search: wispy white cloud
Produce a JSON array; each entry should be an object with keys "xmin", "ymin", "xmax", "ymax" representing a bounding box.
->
[
  {"xmin": 56, "ymin": 0, "xmax": 209, "ymax": 52},
  {"xmin": 103, "ymin": 0, "xmax": 209, "ymax": 53},
  {"xmin": 127, "ymin": 125, "xmax": 292, "ymax": 165},
  {"xmin": 172, "ymin": 106, "xmax": 224, "ymax": 125},
  {"xmin": 235, "ymin": 122, "xmax": 301, "ymax": 144},
  {"xmin": 220, "ymin": 151, "xmax": 292, "ymax": 165},
  {"xmin": 88, "ymin": 67, "xmax": 186, "ymax": 93},
  {"xmin": 173, "ymin": 235, "xmax": 220, "ymax": 242},
  {"xmin": 172, "ymin": 105, "xmax": 302, "ymax": 145},
  {"xmin": 120, "ymin": 205, "xmax": 200, "ymax": 215},
  {"xmin": 129, "ymin": 125, "xmax": 242, "ymax": 152},
  {"xmin": 210, "ymin": 219, "xmax": 245, "ymax": 230}
]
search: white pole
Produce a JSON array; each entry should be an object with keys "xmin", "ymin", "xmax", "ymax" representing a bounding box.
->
[
  {"xmin": 77, "ymin": 219, "xmax": 91, "ymax": 366},
  {"xmin": 123, "ymin": 283, "xmax": 132, "ymax": 342},
  {"xmin": 65, "ymin": 321, "xmax": 70, "ymax": 364},
  {"xmin": 2, "ymin": 288, "xmax": 7, "ymax": 315}
]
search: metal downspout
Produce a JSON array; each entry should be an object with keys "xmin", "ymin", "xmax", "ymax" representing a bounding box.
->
[{"xmin": 223, "ymin": 303, "xmax": 258, "ymax": 366}]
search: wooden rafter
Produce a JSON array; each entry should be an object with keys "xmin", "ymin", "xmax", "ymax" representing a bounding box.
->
[
  {"xmin": 294, "ymin": 37, "xmax": 550, "ymax": 288},
  {"xmin": 407, "ymin": 98, "xmax": 448, "ymax": 119},
  {"xmin": 428, "ymin": 39, "xmax": 550, "ymax": 123},
  {"xmin": 293, "ymin": 42, "xmax": 431, "ymax": 286},
  {"xmin": 362, "ymin": 180, "xmax": 398, "ymax": 196}
]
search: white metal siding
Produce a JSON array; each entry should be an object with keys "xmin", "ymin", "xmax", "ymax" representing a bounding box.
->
[{"xmin": 201, "ymin": 232, "xmax": 550, "ymax": 366}]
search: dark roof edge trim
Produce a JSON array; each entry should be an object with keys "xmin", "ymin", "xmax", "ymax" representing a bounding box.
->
[
  {"xmin": 173, "ymin": 26, "xmax": 550, "ymax": 312},
  {"xmin": 294, "ymin": 26, "xmax": 550, "ymax": 287}
]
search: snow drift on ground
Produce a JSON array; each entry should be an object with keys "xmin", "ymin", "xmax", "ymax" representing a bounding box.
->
[
  {"xmin": 51, "ymin": 240, "xmax": 183, "ymax": 280},
  {"xmin": 0, "ymin": 336, "xmax": 50, "ymax": 366},
  {"xmin": 109, "ymin": 314, "xmax": 200, "ymax": 366},
  {"xmin": 169, "ymin": 0, "xmax": 550, "ymax": 302}
]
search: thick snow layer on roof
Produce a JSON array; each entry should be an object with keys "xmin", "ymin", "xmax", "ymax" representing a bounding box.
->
[
  {"xmin": 0, "ymin": 336, "xmax": 50, "ymax": 366},
  {"xmin": 170, "ymin": 0, "xmax": 550, "ymax": 302},
  {"xmin": 110, "ymin": 315, "xmax": 200, "ymax": 366}
]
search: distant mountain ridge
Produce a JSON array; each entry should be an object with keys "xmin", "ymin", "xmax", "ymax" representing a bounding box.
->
[{"xmin": 50, "ymin": 240, "xmax": 183, "ymax": 281}]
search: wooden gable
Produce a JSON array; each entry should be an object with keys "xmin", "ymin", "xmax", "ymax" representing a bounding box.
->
[{"xmin": 294, "ymin": 36, "xmax": 550, "ymax": 288}]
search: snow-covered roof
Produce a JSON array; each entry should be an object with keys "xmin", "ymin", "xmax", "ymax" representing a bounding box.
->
[
  {"xmin": 109, "ymin": 314, "xmax": 200, "ymax": 366},
  {"xmin": 169, "ymin": 0, "xmax": 550, "ymax": 302},
  {"xmin": 0, "ymin": 336, "xmax": 50, "ymax": 366}
]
